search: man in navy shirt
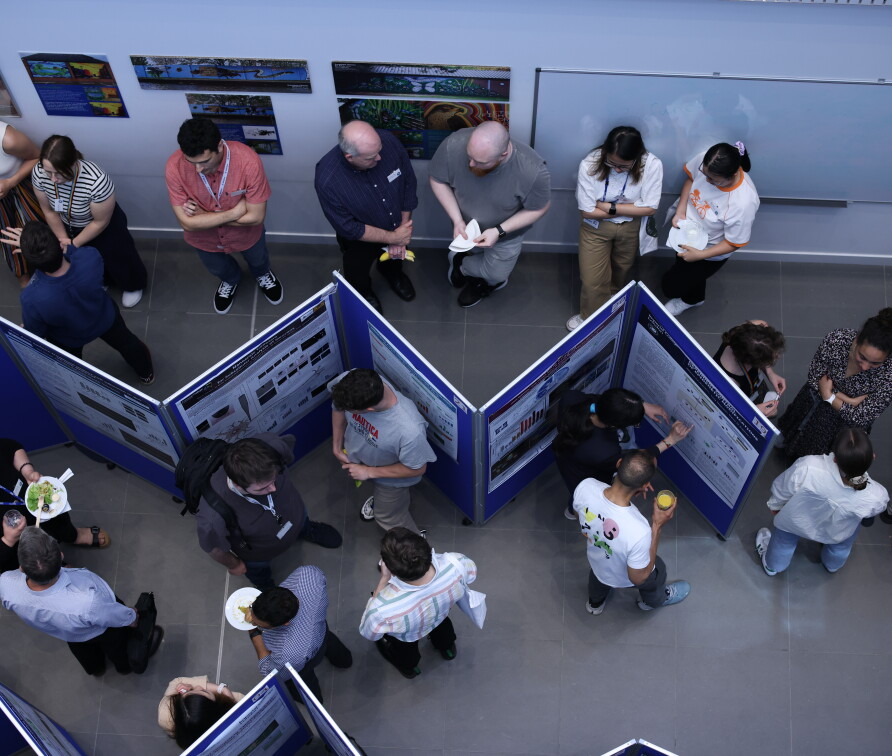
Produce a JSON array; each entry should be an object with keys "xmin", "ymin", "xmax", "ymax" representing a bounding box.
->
[
  {"xmin": 3, "ymin": 222, "xmax": 154, "ymax": 384},
  {"xmin": 314, "ymin": 120, "xmax": 418, "ymax": 312}
]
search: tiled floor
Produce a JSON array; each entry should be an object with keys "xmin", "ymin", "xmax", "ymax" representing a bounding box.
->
[{"xmin": 3, "ymin": 241, "xmax": 892, "ymax": 756}]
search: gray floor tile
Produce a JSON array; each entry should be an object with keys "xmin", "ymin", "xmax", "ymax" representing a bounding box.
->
[
  {"xmin": 384, "ymin": 319, "xmax": 466, "ymax": 395},
  {"xmin": 379, "ymin": 244, "xmax": 465, "ymax": 323},
  {"xmin": 94, "ymin": 733, "xmax": 179, "ymax": 756}
]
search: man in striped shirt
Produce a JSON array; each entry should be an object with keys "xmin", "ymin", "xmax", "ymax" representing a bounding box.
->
[
  {"xmin": 360, "ymin": 527, "xmax": 477, "ymax": 679},
  {"xmin": 245, "ymin": 565, "xmax": 352, "ymax": 703}
]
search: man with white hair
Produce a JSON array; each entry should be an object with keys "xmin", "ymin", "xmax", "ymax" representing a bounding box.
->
[
  {"xmin": 315, "ymin": 120, "xmax": 418, "ymax": 313},
  {"xmin": 429, "ymin": 121, "xmax": 551, "ymax": 308}
]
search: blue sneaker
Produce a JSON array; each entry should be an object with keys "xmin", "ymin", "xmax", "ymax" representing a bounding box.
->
[{"xmin": 638, "ymin": 580, "xmax": 691, "ymax": 611}]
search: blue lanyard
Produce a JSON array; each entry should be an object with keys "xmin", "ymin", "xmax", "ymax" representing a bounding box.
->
[
  {"xmin": 0, "ymin": 481, "xmax": 25, "ymax": 504},
  {"xmin": 199, "ymin": 141, "xmax": 231, "ymax": 207},
  {"xmin": 601, "ymin": 170, "xmax": 629, "ymax": 202}
]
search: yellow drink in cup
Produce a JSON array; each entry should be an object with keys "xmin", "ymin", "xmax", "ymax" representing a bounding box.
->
[{"xmin": 656, "ymin": 490, "xmax": 676, "ymax": 511}]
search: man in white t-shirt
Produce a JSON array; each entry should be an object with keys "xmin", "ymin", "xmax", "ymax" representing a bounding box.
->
[{"xmin": 572, "ymin": 449, "xmax": 690, "ymax": 614}]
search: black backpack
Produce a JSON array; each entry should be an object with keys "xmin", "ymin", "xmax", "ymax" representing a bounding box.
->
[{"xmin": 174, "ymin": 437, "xmax": 251, "ymax": 551}]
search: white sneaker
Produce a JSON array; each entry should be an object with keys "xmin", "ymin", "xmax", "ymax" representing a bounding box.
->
[
  {"xmin": 664, "ymin": 298, "xmax": 704, "ymax": 317},
  {"xmin": 360, "ymin": 496, "xmax": 375, "ymax": 522},
  {"xmin": 586, "ymin": 593, "xmax": 610, "ymax": 615},
  {"xmin": 566, "ymin": 314, "xmax": 583, "ymax": 331},
  {"xmin": 122, "ymin": 289, "xmax": 143, "ymax": 308},
  {"xmin": 755, "ymin": 528, "xmax": 777, "ymax": 576}
]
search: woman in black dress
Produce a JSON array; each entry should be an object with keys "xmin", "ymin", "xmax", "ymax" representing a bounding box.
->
[{"xmin": 713, "ymin": 319, "xmax": 786, "ymax": 417}]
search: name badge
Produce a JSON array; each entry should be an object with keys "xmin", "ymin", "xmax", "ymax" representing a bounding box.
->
[
  {"xmin": 13, "ymin": 480, "xmax": 22, "ymax": 496},
  {"xmin": 53, "ymin": 198, "xmax": 65, "ymax": 212},
  {"xmin": 584, "ymin": 218, "xmax": 600, "ymax": 229},
  {"xmin": 229, "ymin": 189, "xmax": 247, "ymax": 196},
  {"xmin": 387, "ymin": 168, "xmax": 401, "ymax": 183},
  {"xmin": 276, "ymin": 521, "xmax": 293, "ymax": 540}
]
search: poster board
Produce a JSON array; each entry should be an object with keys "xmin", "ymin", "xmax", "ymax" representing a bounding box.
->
[
  {"xmin": 616, "ymin": 284, "xmax": 778, "ymax": 537},
  {"xmin": 599, "ymin": 741, "xmax": 679, "ymax": 756},
  {"xmin": 334, "ymin": 273, "xmax": 477, "ymax": 521},
  {"xmin": 480, "ymin": 284, "xmax": 634, "ymax": 521},
  {"xmin": 167, "ymin": 287, "xmax": 346, "ymax": 462},
  {"xmin": 286, "ymin": 664, "xmax": 365, "ymax": 756},
  {"xmin": 182, "ymin": 674, "xmax": 311, "ymax": 756},
  {"xmin": 0, "ymin": 682, "xmax": 87, "ymax": 755},
  {"xmin": 0, "ymin": 318, "xmax": 181, "ymax": 494},
  {"xmin": 20, "ymin": 51, "xmax": 127, "ymax": 118}
]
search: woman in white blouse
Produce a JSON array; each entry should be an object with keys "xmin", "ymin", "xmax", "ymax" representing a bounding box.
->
[
  {"xmin": 31, "ymin": 135, "xmax": 147, "ymax": 307},
  {"xmin": 568, "ymin": 126, "xmax": 662, "ymax": 331}
]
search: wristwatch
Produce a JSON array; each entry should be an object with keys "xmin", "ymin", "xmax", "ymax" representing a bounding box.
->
[
  {"xmin": 608, "ymin": 202, "xmax": 617, "ymax": 216},
  {"xmin": 496, "ymin": 224, "xmax": 507, "ymax": 239},
  {"xmin": 249, "ymin": 628, "xmax": 263, "ymax": 639},
  {"xmin": 825, "ymin": 393, "xmax": 837, "ymax": 405}
]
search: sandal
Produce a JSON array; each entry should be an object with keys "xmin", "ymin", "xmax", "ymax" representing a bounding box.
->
[{"xmin": 88, "ymin": 526, "xmax": 111, "ymax": 549}]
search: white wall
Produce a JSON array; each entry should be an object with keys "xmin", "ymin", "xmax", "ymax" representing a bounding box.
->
[{"xmin": 6, "ymin": 0, "xmax": 891, "ymax": 260}]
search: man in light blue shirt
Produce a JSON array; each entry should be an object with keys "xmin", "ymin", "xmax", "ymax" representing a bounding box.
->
[{"xmin": 0, "ymin": 527, "xmax": 159, "ymax": 675}]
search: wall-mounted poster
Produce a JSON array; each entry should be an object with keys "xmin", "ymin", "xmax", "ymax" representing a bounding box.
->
[
  {"xmin": 337, "ymin": 98, "xmax": 509, "ymax": 160},
  {"xmin": 0, "ymin": 69, "xmax": 20, "ymax": 117},
  {"xmin": 131, "ymin": 56, "xmax": 311, "ymax": 93},
  {"xmin": 332, "ymin": 61, "xmax": 510, "ymax": 101},
  {"xmin": 19, "ymin": 53, "xmax": 127, "ymax": 117},
  {"xmin": 186, "ymin": 94, "xmax": 282, "ymax": 155}
]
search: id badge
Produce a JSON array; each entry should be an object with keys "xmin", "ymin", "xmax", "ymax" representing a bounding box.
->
[
  {"xmin": 584, "ymin": 217, "xmax": 600, "ymax": 229},
  {"xmin": 387, "ymin": 168, "xmax": 401, "ymax": 182},
  {"xmin": 276, "ymin": 521, "xmax": 293, "ymax": 539},
  {"xmin": 53, "ymin": 197, "xmax": 65, "ymax": 212},
  {"xmin": 13, "ymin": 480, "xmax": 22, "ymax": 496}
]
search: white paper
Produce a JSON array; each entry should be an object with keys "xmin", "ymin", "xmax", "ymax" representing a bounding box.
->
[{"xmin": 448, "ymin": 219, "xmax": 480, "ymax": 252}]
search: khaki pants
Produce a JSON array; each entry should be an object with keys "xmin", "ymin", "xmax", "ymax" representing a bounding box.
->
[{"xmin": 578, "ymin": 215, "xmax": 641, "ymax": 319}]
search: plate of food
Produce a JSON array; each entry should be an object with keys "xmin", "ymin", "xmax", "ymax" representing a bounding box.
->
[
  {"xmin": 24, "ymin": 477, "xmax": 68, "ymax": 519},
  {"xmin": 225, "ymin": 587, "xmax": 261, "ymax": 630}
]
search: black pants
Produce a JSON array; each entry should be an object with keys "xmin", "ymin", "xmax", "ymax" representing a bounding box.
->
[
  {"xmin": 588, "ymin": 555, "xmax": 668, "ymax": 609},
  {"xmin": 336, "ymin": 234, "xmax": 403, "ymax": 297},
  {"xmin": 68, "ymin": 203, "xmax": 147, "ymax": 291},
  {"xmin": 287, "ymin": 626, "xmax": 353, "ymax": 704},
  {"xmin": 376, "ymin": 616, "xmax": 456, "ymax": 672},
  {"xmin": 661, "ymin": 257, "xmax": 728, "ymax": 305},
  {"xmin": 62, "ymin": 303, "xmax": 153, "ymax": 379},
  {"xmin": 67, "ymin": 621, "xmax": 131, "ymax": 675}
]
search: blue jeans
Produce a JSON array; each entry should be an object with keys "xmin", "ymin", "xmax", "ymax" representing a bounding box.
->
[
  {"xmin": 765, "ymin": 525, "xmax": 860, "ymax": 574},
  {"xmin": 194, "ymin": 230, "xmax": 270, "ymax": 287}
]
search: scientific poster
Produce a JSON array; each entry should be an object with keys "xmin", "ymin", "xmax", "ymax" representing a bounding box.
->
[
  {"xmin": 171, "ymin": 299, "xmax": 343, "ymax": 442},
  {"xmin": 0, "ymin": 322, "xmax": 178, "ymax": 469},
  {"xmin": 487, "ymin": 300, "xmax": 626, "ymax": 492},
  {"xmin": 368, "ymin": 323, "xmax": 459, "ymax": 461},
  {"xmin": 623, "ymin": 308, "xmax": 768, "ymax": 508},
  {"xmin": 287, "ymin": 665, "xmax": 364, "ymax": 756},
  {"xmin": 0, "ymin": 69, "xmax": 20, "ymax": 117},
  {"xmin": 337, "ymin": 98, "xmax": 509, "ymax": 159},
  {"xmin": 186, "ymin": 94, "xmax": 282, "ymax": 155},
  {"xmin": 0, "ymin": 682, "xmax": 87, "ymax": 755},
  {"xmin": 332, "ymin": 61, "xmax": 510, "ymax": 101},
  {"xmin": 20, "ymin": 52, "xmax": 127, "ymax": 117},
  {"xmin": 131, "ymin": 56, "xmax": 311, "ymax": 93}
]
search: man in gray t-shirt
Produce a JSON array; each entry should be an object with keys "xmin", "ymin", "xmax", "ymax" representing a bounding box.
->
[
  {"xmin": 429, "ymin": 121, "xmax": 551, "ymax": 308},
  {"xmin": 330, "ymin": 369, "xmax": 436, "ymax": 534}
]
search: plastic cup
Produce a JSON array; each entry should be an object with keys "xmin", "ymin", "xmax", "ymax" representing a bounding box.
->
[
  {"xmin": 656, "ymin": 490, "xmax": 676, "ymax": 511},
  {"xmin": 3, "ymin": 510, "xmax": 23, "ymax": 530}
]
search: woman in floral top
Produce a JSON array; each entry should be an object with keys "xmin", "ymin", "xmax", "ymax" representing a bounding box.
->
[{"xmin": 778, "ymin": 308, "xmax": 892, "ymax": 463}]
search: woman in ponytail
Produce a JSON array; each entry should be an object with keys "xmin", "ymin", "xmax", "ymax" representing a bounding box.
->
[
  {"xmin": 778, "ymin": 308, "xmax": 892, "ymax": 462},
  {"xmin": 662, "ymin": 141, "xmax": 759, "ymax": 317},
  {"xmin": 754, "ymin": 428, "xmax": 888, "ymax": 576}
]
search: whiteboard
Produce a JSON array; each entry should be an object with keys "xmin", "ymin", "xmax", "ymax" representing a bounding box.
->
[{"xmin": 531, "ymin": 69, "xmax": 892, "ymax": 203}]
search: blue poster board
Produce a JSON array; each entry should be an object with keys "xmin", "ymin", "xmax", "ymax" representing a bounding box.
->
[
  {"xmin": 286, "ymin": 664, "xmax": 365, "ymax": 756},
  {"xmin": 616, "ymin": 284, "xmax": 778, "ymax": 537},
  {"xmin": 182, "ymin": 673, "xmax": 311, "ymax": 755},
  {"xmin": 167, "ymin": 287, "xmax": 346, "ymax": 463},
  {"xmin": 599, "ymin": 740, "xmax": 679, "ymax": 756},
  {"xmin": 0, "ymin": 329, "xmax": 67, "ymax": 451},
  {"xmin": 0, "ymin": 319, "xmax": 181, "ymax": 495},
  {"xmin": 480, "ymin": 285, "xmax": 634, "ymax": 521},
  {"xmin": 334, "ymin": 273, "xmax": 477, "ymax": 521},
  {"xmin": 0, "ymin": 682, "xmax": 87, "ymax": 755}
]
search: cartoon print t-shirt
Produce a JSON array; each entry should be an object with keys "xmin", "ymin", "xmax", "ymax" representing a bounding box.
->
[
  {"xmin": 573, "ymin": 478, "xmax": 652, "ymax": 588},
  {"xmin": 683, "ymin": 151, "xmax": 759, "ymax": 259}
]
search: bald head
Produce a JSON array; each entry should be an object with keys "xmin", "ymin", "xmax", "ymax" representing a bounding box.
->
[
  {"xmin": 467, "ymin": 121, "xmax": 510, "ymax": 167},
  {"xmin": 339, "ymin": 120, "xmax": 383, "ymax": 169}
]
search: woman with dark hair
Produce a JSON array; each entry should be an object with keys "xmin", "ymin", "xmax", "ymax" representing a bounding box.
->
[
  {"xmin": 31, "ymin": 135, "xmax": 147, "ymax": 308},
  {"xmin": 662, "ymin": 141, "xmax": 759, "ymax": 317},
  {"xmin": 568, "ymin": 126, "xmax": 663, "ymax": 331},
  {"xmin": 553, "ymin": 387, "xmax": 691, "ymax": 518},
  {"xmin": 158, "ymin": 676, "xmax": 243, "ymax": 749},
  {"xmin": 778, "ymin": 308, "xmax": 892, "ymax": 462},
  {"xmin": 755, "ymin": 428, "xmax": 888, "ymax": 576},
  {"xmin": 714, "ymin": 319, "xmax": 786, "ymax": 417}
]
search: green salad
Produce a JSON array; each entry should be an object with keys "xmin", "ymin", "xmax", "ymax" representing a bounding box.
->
[{"xmin": 26, "ymin": 481, "xmax": 59, "ymax": 512}]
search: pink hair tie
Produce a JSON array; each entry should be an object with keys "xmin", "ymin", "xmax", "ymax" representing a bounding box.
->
[{"xmin": 734, "ymin": 141, "xmax": 746, "ymax": 156}]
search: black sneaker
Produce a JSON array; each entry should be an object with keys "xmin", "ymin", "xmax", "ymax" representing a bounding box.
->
[
  {"xmin": 301, "ymin": 520, "xmax": 342, "ymax": 549},
  {"xmin": 256, "ymin": 270, "xmax": 283, "ymax": 305},
  {"xmin": 447, "ymin": 251, "xmax": 469, "ymax": 288},
  {"xmin": 438, "ymin": 642, "xmax": 457, "ymax": 661},
  {"xmin": 457, "ymin": 278, "xmax": 506, "ymax": 308},
  {"xmin": 214, "ymin": 280, "xmax": 238, "ymax": 314}
]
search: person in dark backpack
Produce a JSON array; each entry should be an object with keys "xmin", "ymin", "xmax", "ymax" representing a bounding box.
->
[{"xmin": 195, "ymin": 433, "xmax": 342, "ymax": 591}]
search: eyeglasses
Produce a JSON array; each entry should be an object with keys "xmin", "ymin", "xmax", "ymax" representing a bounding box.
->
[{"xmin": 604, "ymin": 157, "xmax": 635, "ymax": 172}]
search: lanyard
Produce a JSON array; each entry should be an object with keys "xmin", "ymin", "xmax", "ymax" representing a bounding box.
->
[
  {"xmin": 53, "ymin": 162, "xmax": 81, "ymax": 230},
  {"xmin": 227, "ymin": 478, "xmax": 282, "ymax": 524},
  {"xmin": 601, "ymin": 170, "xmax": 629, "ymax": 202},
  {"xmin": 199, "ymin": 141, "xmax": 231, "ymax": 208},
  {"xmin": 0, "ymin": 481, "xmax": 25, "ymax": 505}
]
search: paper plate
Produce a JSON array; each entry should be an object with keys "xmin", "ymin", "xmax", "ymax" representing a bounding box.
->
[
  {"xmin": 225, "ymin": 587, "xmax": 261, "ymax": 630},
  {"xmin": 667, "ymin": 220, "xmax": 708, "ymax": 254},
  {"xmin": 448, "ymin": 219, "xmax": 481, "ymax": 252},
  {"xmin": 24, "ymin": 476, "xmax": 68, "ymax": 519}
]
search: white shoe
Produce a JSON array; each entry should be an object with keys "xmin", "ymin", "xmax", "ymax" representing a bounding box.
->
[
  {"xmin": 755, "ymin": 528, "xmax": 777, "ymax": 576},
  {"xmin": 122, "ymin": 289, "xmax": 143, "ymax": 308},
  {"xmin": 664, "ymin": 298, "xmax": 704, "ymax": 317},
  {"xmin": 586, "ymin": 593, "xmax": 609, "ymax": 615},
  {"xmin": 566, "ymin": 314, "xmax": 583, "ymax": 331}
]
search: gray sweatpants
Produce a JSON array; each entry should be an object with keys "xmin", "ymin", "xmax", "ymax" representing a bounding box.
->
[
  {"xmin": 460, "ymin": 234, "xmax": 525, "ymax": 285},
  {"xmin": 372, "ymin": 481, "xmax": 420, "ymax": 534}
]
